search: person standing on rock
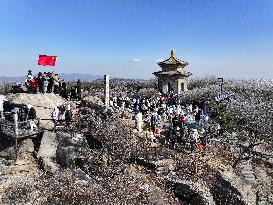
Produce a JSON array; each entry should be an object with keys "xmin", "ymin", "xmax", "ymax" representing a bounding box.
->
[
  {"xmin": 65, "ymin": 104, "xmax": 72, "ymax": 129},
  {"xmin": 52, "ymin": 73, "xmax": 60, "ymax": 94},
  {"xmin": 61, "ymin": 81, "xmax": 68, "ymax": 99},
  {"xmin": 52, "ymin": 106, "xmax": 60, "ymax": 127},
  {"xmin": 190, "ymin": 129, "xmax": 199, "ymax": 153},
  {"xmin": 25, "ymin": 74, "xmax": 33, "ymax": 93},
  {"xmin": 37, "ymin": 72, "xmax": 43, "ymax": 93},
  {"xmin": 76, "ymin": 79, "xmax": 82, "ymax": 101},
  {"xmin": 42, "ymin": 73, "xmax": 48, "ymax": 94},
  {"xmin": 27, "ymin": 105, "xmax": 37, "ymax": 131},
  {"xmin": 150, "ymin": 113, "xmax": 156, "ymax": 134},
  {"xmin": 47, "ymin": 72, "xmax": 53, "ymax": 93},
  {"xmin": 0, "ymin": 95, "xmax": 7, "ymax": 119}
]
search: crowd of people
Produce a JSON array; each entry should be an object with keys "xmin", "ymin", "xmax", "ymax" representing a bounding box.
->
[
  {"xmin": 52, "ymin": 104, "xmax": 73, "ymax": 129},
  {"xmin": 0, "ymin": 70, "xmax": 83, "ymax": 134},
  {"xmin": 3, "ymin": 101, "xmax": 73, "ymax": 132},
  {"xmin": 24, "ymin": 70, "xmax": 82, "ymax": 101},
  {"xmin": 109, "ymin": 92, "xmax": 218, "ymax": 153}
]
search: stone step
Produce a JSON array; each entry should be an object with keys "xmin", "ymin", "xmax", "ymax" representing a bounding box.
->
[
  {"xmin": 244, "ymin": 177, "xmax": 256, "ymax": 182},
  {"xmin": 243, "ymin": 174, "xmax": 255, "ymax": 179},
  {"xmin": 242, "ymin": 167, "xmax": 253, "ymax": 172},
  {"xmin": 240, "ymin": 161, "xmax": 250, "ymax": 165},
  {"xmin": 241, "ymin": 168, "xmax": 253, "ymax": 172},
  {"xmin": 241, "ymin": 169, "xmax": 254, "ymax": 174},
  {"xmin": 257, "ymin": 197, "xmax": 267, "ymax": 204},
  {"xmin": 243, "ymin": 172, "xmax": 255, "ymax": 176},
  {"xmin": 241, "ymin": 164, "xmax": 252, "ymax": 168},
  {"xmin": 242, "ymin": 171, "xmax": 254, "ymax": 175},
  {"xmin": 240, "ymin": 166, "xmax": 252, "ymax": 170}
]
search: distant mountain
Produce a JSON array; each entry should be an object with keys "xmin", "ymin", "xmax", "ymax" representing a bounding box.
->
[
  {"xmin": 0, "ymin": 76, "xmax": 25, "ymax": 83},
  {"xmin": 0, "ymin": 73, "xmax": 100, "ymax": 83},
  {"xmin": 59, "ymin": 73, "xmax": 100, "ymax": 82}
]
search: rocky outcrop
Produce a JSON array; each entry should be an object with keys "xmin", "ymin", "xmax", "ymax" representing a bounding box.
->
[
  {"xmin": 7, "ymin": 93, "xmax": 75, "ymax": 129},
  {"xmin": 166, "ymin": 176, "xmax": 216, "ymax": 205}
]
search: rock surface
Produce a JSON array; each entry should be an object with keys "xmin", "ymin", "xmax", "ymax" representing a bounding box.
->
[
  {"xmin": 37, "ymin": 131, "xmax": 58, "ymax": 172},
  {"xmin": 7, "ymin": 93, "xmax": 75, "ymax": 129}
]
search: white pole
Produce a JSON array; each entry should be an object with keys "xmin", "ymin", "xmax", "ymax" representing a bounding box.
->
[{"xmin": 104, "ymin": 75, "xmax": 110, "ymax": 108}]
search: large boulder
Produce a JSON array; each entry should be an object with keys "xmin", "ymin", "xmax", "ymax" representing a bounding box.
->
[
  {"xmin": 165, "ymin": 176, "xmax": 216, "ymax": 205},
  {"xmin": 37, "ymin": 131, "xmax": 58, "ymax": 172},
  {"xmin": 7, "ymin": 93, "xmax": 76, "ymax": 129},
  {"xmin": 81, "ymin": 95, "xmax": 103, "ymax": 109}
]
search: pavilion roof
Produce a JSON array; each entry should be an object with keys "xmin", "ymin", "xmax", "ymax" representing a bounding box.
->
[
  {"xmin": 157, "ymin": 56, "xmax": 189, "ymax": 67},
  {"xmin": 153, "ymin": 70, "xmax": 192, "ymax": 77}
]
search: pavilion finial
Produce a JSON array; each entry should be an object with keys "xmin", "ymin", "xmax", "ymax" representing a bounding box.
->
[{"xmin": 171, "ymin": 49, "xmax": 176, "ymax": 58}]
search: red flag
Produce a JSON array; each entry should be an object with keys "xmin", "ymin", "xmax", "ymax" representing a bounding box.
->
[
  {"xmin": 47, "ymin": 56, "xmax": 57, "ymax": 66},
  {"xmin": 38, "ymin": 55, "xmax": 57, "ymax": 66},
  {"xmin": 38, "ymin": 55, "xmax": 47, "ymax": 66}
]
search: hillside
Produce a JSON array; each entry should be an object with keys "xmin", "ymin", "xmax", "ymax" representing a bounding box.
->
[{"xmin": 0, "ymin": 77, "xmax": 272, "ymax": 204}]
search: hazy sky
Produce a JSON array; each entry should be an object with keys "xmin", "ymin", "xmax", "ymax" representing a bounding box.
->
[{"xmin": 0, "ymin": 0, "xmax": 273, "ymax": 79}]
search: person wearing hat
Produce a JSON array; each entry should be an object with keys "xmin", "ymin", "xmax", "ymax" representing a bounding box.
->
[{"xmin": 27, "ymin": 70, "xmax": 32, "ymax": 76}]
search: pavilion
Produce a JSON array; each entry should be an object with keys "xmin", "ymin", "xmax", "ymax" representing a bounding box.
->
[{"xmin": 153, "ymin": 50, "xmax": 192, "ymax": 94}]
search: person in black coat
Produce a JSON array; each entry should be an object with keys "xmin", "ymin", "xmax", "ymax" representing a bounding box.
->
[
  {"xmin": 65, "ymin": 105, "xmax": 72, "ymax": 128},
  {"xmin": 76, "ymin": 79, "xmax": 82, "ymax": 101},
  {"xmin": 28, "ymin": 105, "xmax": 37, "ymax": 120},
  {"xmin": 61, "ymin": 81, "xmax": 68, "ymax": 99},
  {"xmin": 37, "ymin": 72, "xmax": 43, "ymax": 93},
  {"xmin": 27, "ymin": 105, "xmax": 37, "ymax": 131},
  {"xmin": 195, "ymin": 110, "xmax": 201, "ymax": 122}
]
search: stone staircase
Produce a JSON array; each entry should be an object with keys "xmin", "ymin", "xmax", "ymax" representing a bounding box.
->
[
  {"xmin": 239, "ymin": 160, "xmax": 256, "ymax": 182},
  {"xmin": 255, "ymin": 167, "xmax": 273, "ymax": 205}
]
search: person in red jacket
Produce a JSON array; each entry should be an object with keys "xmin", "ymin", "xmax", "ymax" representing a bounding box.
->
[
  {"xmin": 29, "ymin": 77, "xmax": 39, "ymax": 93},
  {"xmin": 179, "ymin": 115, "xmax": 186, "ymax": 127}
]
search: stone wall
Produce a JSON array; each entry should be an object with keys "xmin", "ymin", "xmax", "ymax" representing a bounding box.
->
[{"xmin": 158, "ymin": 76, "xmax": 188, "ymax": 94}]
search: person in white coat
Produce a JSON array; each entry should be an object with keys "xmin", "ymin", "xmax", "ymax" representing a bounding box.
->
[
  {"xmin": 135, "ymin": 111, "xmax": 143, "ymax": 132},
  {"xmin": 52, "ymin": 106, "xmax": 60, "ymax": 126},
  {"xmin": 190, "ymin": 129, "xmax": 199, "ymax": 152},
  {"xmin": 176, "ymin": 105, "xmax": 182, "ymax": 116}
]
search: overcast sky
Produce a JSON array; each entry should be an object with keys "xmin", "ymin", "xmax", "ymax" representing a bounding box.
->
[{"xmin": 0, "ymin": 0, "xmax": 273, "ymax": 79}]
